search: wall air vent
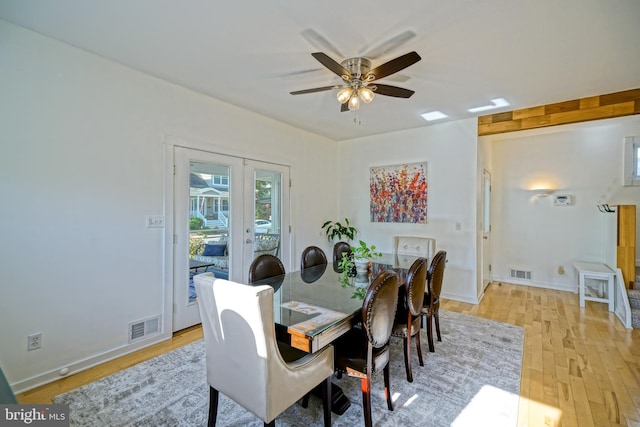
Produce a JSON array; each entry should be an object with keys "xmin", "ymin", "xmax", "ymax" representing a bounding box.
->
[
  {"xmin": 128, "ymin": 315, "xmax": 161, "ymax": 343},
  {"xmin": 510, "ymin": 269, "xmax": 532, "ymax": 281}
]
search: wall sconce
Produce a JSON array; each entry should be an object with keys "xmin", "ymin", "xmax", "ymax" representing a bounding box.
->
[{"xmin": 531, "ymin": 188, "xmax": 554, "ymax": 197}]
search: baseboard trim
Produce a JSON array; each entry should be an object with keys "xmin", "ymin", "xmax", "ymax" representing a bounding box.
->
[
  {"xmin": 441, "ymin": 290, "xmax": 479, "ymax": 305},
  {"xmin": 11, "ymin": 331, "xmax": 173, "ymax": 395},
  {"xmin": 491, "ymin": 276, "xmax": 576, "ymax": 293}
]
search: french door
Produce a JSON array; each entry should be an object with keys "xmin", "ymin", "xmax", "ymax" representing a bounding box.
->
[{"xmin": 172, "ymin": 147, "xmax": 290, "ymax": 331}]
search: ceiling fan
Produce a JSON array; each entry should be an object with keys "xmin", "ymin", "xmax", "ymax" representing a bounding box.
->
[{"xmin": 290, "ymin": 50, "xmax": 421, "ymax": 112}]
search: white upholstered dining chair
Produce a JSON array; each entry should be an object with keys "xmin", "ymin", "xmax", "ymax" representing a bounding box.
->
[{"xmin": 194, "ymin": 273, "xmax": 334, "ymax": 427}]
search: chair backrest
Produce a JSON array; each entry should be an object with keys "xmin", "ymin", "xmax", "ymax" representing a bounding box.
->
[
  {"xmin": 300, "ymin": 262, "xmax": 327, "ymax": 283},
  {"xmin": 428, "ymin": 250, "xmax": 447, "ymax": 298},
  {"xmin": 248, "ymin": 254, "xmax": 285, "ymax": 284},
  {"xmin": 393, "ymin": 236, "xmax": 436, "ymax": 260},
  {"xmin": 361, "ymin": 270, "xmax": 399, "ymax": 348},
  {"xmin": 333, "ymin": 241, "xmax": 352, "ymax": 264},
  {"xmin": 403, "ymin": 257, "xmax": 428, "ymax": 316},
  {"xmin": 300, "ymin": 245, "xmax": 328, "ymax": 270},
  {"xmin": 194, "ymin": 273, "xmax": 276, "ymax": 419}
]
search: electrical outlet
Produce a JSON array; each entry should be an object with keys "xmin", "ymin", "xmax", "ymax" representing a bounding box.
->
[{"xmin": 28, "ymin": 333, "xmax": 42, "ymax": 351}]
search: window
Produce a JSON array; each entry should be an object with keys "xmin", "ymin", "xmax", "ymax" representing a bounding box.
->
[
  {"xmin": 624, "ymin": 136, "xmax": 640, "ymax": 186},
  {"xmin": 213, "ymin": 175, "xmax": 229, "ymax": 186}
]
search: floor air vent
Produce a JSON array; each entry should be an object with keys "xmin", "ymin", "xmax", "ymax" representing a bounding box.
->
[
  {"xmin": 128, "ymin": 315, "xmax": 161, "ymax": 343},
  {"xmin": 510, "ymin": 269, "xmax": 532, "ymax": 280}
]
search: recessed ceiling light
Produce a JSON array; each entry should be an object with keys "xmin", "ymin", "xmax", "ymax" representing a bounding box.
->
[
  {"xmin": 421, "ymin": 111, "xmax": 448, "ymax": 121},
  {"xmin": 467, "ymin": 98, "xmax": 510, "ymax": 113}
]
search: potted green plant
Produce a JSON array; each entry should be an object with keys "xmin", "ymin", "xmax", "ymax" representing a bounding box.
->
[
  {"xmin": 337, "ymin": 254, "xmax": 367, "ymax": 299},
  {"xmin": 337, "ymin": 252, "xmax": 356, "ymax": 287},
  {"xmin": 337, "ymin": 240, "xmax": 381, "ymax": 288},
  {"xmin": 321, "ymin": 218, "xmax": 358, "ymax": 242},
  {"xmin": 351, "ymin": 240, "xmax": 382, "ymax": 261},
  {"xmin": 352, "ymin": 240, "xmax": 381, "ymax": 277}
]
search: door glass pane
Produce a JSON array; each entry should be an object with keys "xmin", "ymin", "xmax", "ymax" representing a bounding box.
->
[
  {"xmin": 188, "ymin": 162, "xmax": 231, "ymax": 302},
  {"xmin": 253, "ymin": 169, "xmax": 282, "ymax": 263}
]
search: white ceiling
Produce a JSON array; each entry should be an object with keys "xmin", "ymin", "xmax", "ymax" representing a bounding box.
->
[{"xmin": 2, "ymin": 0, "xmax": 640, "ymax": 141}]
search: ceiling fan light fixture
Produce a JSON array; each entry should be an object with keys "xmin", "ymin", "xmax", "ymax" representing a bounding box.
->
[
  {"xmin": 358, "ymin": 87, "xmax": 375, "ymax": 103},
  {"xmin": 336, "ymin": 87, "xmax": 353, "ymax": 104},
  {"xmin": 348, "ymin": 94, "xmax": 360, "ymax": 111},
  {"xmin": 293, "ymin": 51, "xmax": 421, "ymax": 112}
]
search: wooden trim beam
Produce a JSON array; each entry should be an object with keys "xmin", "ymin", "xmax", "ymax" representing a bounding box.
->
[{"xmin": 478, "ymin": 88, "xmax": 640, "ymax": 136}]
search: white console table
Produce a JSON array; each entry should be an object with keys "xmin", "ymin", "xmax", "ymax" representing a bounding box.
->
[{"xmin": 572, "ymin": 261, "xmax": 615, "ymax": 311}]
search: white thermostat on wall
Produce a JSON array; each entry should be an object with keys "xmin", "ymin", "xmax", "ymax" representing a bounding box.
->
[{"xmin": 553, "ymin": 194, "xmax": 573, "ymax": 206}]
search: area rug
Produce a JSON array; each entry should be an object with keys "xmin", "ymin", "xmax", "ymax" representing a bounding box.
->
[{"xmin": 53, "ymin": 311, "xmax": 524, "ymax": 426}]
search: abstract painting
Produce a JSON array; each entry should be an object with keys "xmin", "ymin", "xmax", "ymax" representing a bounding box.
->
[{"xmin": 370, "ymin": 162, "xmax": 428, "ymax": 223}]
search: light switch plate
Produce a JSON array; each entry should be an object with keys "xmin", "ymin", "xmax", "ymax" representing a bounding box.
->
[{"xmin": 146, "ymin": 215, "xmax": 165, "ymax": 228}]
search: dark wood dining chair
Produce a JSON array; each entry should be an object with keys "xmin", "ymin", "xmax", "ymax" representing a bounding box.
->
[
  {"xmin": 333, "ymin": 241, "xmax": 352, "ymax": 264},
  {"xmin": 300, "ymin": 245, "xmax": 328, "ymax": 270},
  {"xmin": 421, "ymin": 250, "xmax": 447, "ymax": 352},
  {"xmin": 391, "ymin": 257, "xmax": 428, "ymax": 382},
  {"xmin": 300, "ymin": 262, "xmax": 327, "ymax": 284},
  {"xmin": 333, "ymin": 270, "xmax": 399, "ymax": 427},
  {"xmin": 248, "ymin": 254, "xmax": 285, "ymax": 289}
]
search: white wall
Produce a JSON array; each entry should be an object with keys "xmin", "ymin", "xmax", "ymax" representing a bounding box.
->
[
  {"xmin": 337, "ymin": 119, "xmax": 480, "ymax": 304},
  {"xmin": 0, "ymin": 21, "xmax": 338, "ymax": 392},
  {"xmin": 486, "ymin": 117, "xmax": 640, "ymax": 291}
]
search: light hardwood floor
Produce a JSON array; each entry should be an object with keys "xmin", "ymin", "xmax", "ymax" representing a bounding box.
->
[{"xmin": 16, "ymin": 282, "xmax": 640, "ymax": 426}]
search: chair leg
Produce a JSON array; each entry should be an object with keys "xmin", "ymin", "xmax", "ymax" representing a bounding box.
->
[
  {"xmin": 208, "ymin": 386, "xmax": 219, "ymax": 427},
  {"xmin": 264, "ymin": 421, "xmax": 275, "ymax": 427},
  {"xmin": 301, "ymin": 392, "xmax": 310, "ymax": 408},
  {"xmin": 403, "ymin": 335, "xmax": 413, "ymax": 382},
  {"xmin": 322, "ymin": 376, "xmax": 332, "ymax": 427},
  {"xmin": 361, "ymin": 376, "xmax": 373, "ymax": 427},
  {"xmin": 426, "ymin": 314, "xmax": 435, "ymax": 353},
  {"xmin": 383, "ymin": 362, "xmax": 393, "ymax": 411},
  {"xmin": 414, "ymin": 328, "xmax": 424, "ymax": 366},
  {"xmin": 435, "ymin": 311, "xmax": 442, "ymax": 341}
]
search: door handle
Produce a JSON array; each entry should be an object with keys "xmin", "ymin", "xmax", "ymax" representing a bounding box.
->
[
  {"xmin": 483, "ymin": 236, "xmax": 488, "ymax": 240},
  {"xmin": 246, "ymin": 239, "xmax": 253, "ymax": 244}
]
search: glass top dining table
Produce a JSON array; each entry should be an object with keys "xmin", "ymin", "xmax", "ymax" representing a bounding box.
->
[{"xmin": 255, "ymin": 252, "xmax": 422, "ymax": 353}]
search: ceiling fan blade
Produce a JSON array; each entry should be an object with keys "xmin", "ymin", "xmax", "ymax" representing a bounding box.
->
[
  {"xmin": 290, "ymin": 86, "xmax": 337, "ymax": 95},
  {"xmin": 364, "ymin": 51, "xmax": 421, "ymax": 81},
  {"xmin": 311, "ymin": 52, "xmax": 352, "ymax": 80},
  {"xmin": 340, "ymin": 102, "xmax": 349, "ymax": 113},
  {"xmin": 360, "ymin": 30, "xmax": 417, "ymax": 59},
  {"xmin": 373, "ymin": 83, "xmax": 415, "ymax": 98},
  {"xmin": 301, "ymin": 29, "xmax": 343, "ymax": 58}
]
